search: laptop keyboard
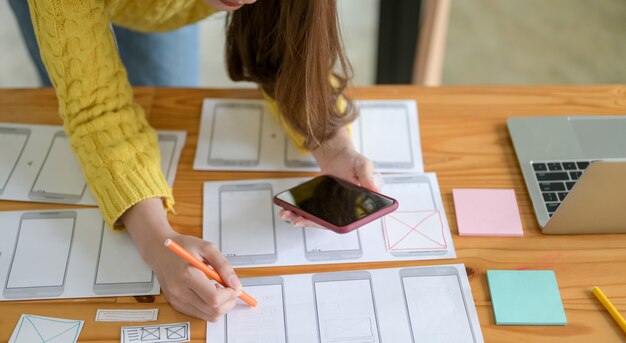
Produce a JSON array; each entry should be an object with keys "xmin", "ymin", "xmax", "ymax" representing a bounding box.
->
[{"xmin": 532, "ymin": 160, "xmax": 593, "ymax": 217}]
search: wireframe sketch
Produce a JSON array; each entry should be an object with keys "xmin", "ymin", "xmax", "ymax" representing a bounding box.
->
[
  {"xmin": 400, "ymin": 266, "xmax": 477, "ymax": 343},
  {"xmin": 355, "ymin": 104, "xmax": 414, "ymax": 169},
  {"xmin": 0, "ymin": 126, "xmax": 30, "ymax": 195},
  {"xmin": 380, "ymin": 175, "xmax": 448, "ymax": 256},
  {"xmin": 158, "ymin": 133, "xmax": 178, "ymax": 180},
  {"xmin": 219, "ymin": 183, "xmax": 277, "ymax": 265},
  {"xmin": 208, "ymin": 103, "xmax": 264, "ymax": 166},
  {"xmin": 226, "ymin": 276, "xmax": 288, "ymax": 343},
  {"xmin": 313, "ymin": 271, "xmax": 381, "ymax": 343},
  {"xmin": 8, "ymin": 314, "xmax": 84, "ymax": 343},
  {"xmin": 121, "ymin": 322, "xmax": 190, "ymax": 343},
  {"xmin": 303, "ymin": 227, "xmax": 362, "ymax": 261},
  {"xmin": 93, "ymin": 221, "xmax": 154, "ymax": 294},
  {"xmin": 284, "ymin": 137, "xmax": 317, "ymax": 168},
  {"xmin": 29, "ymin": 131, "xmax": 87, "ymax": 203},
  {"xmin": 4, "ymin": 211, "xmax": 76, "ymax": 299}
]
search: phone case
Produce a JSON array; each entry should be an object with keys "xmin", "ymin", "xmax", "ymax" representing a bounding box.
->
[{"xmin": 273, "ymin": 175, "xmax": 399, "ymax": 234}]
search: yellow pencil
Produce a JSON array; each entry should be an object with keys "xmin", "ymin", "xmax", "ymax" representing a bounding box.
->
[{"xmin": 592, "ymin": 286, "xmax": 626, "ymax": 336}]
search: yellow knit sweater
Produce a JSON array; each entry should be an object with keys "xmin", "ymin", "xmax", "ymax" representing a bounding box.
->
[{"xmin": 27, "ymin": 0, "xmax": 220, "ymax": 228}]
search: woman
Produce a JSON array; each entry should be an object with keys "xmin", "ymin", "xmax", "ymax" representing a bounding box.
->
[{"xmin": 26, "ymin": 0, "xmax": 375, "ymax": 322}]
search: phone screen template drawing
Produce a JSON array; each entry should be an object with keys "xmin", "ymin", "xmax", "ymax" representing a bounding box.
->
[
  {"xmin": 158, "ymin": 134, "xmax": 178, "ymax": 179},
  {"xmin": 208, "ymin": 104, "xmax": 263, "ymax": 166},
  {"xmin": 357, "ymin": 105, "xmax": 414, "ymax": 169},
  {"xmin": 219, "ymin": 183, "xmax": 277, "ymax": 265},
  {"xmin": 303, "ymin": 227, "xmax": 362, "ymax": 261},
  {"xmin": 400, "ymin": 267, "xmax": 476, "ymax": 343},
  {"xmin": 284, "ymin": 137, "xmax": 317, "ymax": 168},
  {"xmin": 381, "ymin": 175, "xmax": 448, "ymax": 256},
  {"xmin": 0, "ymin": 127, "xmax": 30, "ymax": 195},
  {"xmin": 4, "ymin": 211, "xmax": 76, "ymax": 299},
  {"xmin": 93, "ymin": 222, "xmax": 154, "ymax": 295},
  {"xmin": 225, "ymin": 276, "xmax": 287, "ymax": 343},
  {"xmin": 29, "ymin": 131, "xmax": 86, "ymax": 203},
  {"xmin": 313, "ymin": 271, "xmax": 381, "ymax": 343}
]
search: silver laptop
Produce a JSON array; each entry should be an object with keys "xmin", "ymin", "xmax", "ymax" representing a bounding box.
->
[{"xmin": 508, "ymin": 116, "xmax": 626, "ymax": 234}]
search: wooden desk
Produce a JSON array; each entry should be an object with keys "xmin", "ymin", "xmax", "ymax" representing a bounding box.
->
[{"xmin": 1, "ymin": 86, "xmax": 625, "ymax": 342}]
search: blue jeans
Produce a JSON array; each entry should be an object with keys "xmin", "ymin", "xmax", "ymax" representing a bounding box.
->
[{"xmin": 9, "ymin": 0, "xmax": 200, "ymax": 87}]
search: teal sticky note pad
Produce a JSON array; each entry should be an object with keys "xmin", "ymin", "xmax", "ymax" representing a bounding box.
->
[{"xmin": 487, "ymin": 270, "xmax": 567, "ymax": 325}]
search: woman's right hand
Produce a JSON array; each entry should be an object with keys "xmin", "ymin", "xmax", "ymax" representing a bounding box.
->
[{"xmin": 122, "ymin": 198, "xmax": 242, "ymax": 322}]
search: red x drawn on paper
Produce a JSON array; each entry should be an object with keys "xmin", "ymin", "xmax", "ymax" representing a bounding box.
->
[{"xmin": 382, "ymin": 210, "xmax": 447, "ymax": 251}]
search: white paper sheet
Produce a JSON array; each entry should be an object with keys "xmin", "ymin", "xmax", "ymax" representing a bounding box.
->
[
  {"xmin": 121, "ymin": 322, "xmax": 190, "ymax": 343},
  {"xmin": 203, "ymin": 173, "xmax": 455, "ymax": 268},
  {"xmin": 95, "ymin": 309, "xmax": 159, "ymax": 322},
  {"xmin": 194, "ymin": 99, "xmax": 423, "ymax": 172},
  {"xmin": 0, "ymin": 122, "xmax": 186, "ymax": 205},
  {"xmin": 0, "ymin": 209, "xmax": 159, "ymax": 301},
  {"xmin": 207, "ymin": 264, "xmax": 483, "ymax": 343},
  {"xmin": 8, "ymin": 314, "xmax": 84, "ymax": 343}
]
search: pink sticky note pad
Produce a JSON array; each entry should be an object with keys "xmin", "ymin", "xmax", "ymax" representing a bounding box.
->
[{"xmin": 452, "ymin": 188, "xmax": 523, "ymax": 237}]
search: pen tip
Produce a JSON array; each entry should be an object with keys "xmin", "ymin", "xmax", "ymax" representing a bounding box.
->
[{"xmin": 164, "ymin": 239, "xmax": 171, "ymax": 247}]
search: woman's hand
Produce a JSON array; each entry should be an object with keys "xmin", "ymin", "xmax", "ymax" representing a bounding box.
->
[
  {"xmin": 279, "ymin": 126, "xmax": 377, "ymax": 228},
  {"xmin": 122, "ymin": 198, "xmax": 242, "ymax": 322}
]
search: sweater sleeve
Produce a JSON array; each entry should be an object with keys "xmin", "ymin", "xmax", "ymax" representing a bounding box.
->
[{"xmin": 27, "ymin": 0, "xmax": 173, "ymax": 229}]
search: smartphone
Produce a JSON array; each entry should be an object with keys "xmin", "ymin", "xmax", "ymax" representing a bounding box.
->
[
  {"xmin": 273, "ymin": 175, "xmax": 398, "ymax": 234},
  {"xmin": 399, "ymin": 266, "xmax": 478, "ymax": 342},
  {"xmin": 0, "ymin": 126, "xmax": 30, "ymax": 195},
  {"xmin": 219, "ymin": 183, "xmax": 277, "ymax": 265},
  {"xmin": 312, "ymin": 271, "xmax": 381, "ymax": 343},
  {"xmin": 4, "ymin": 211, "xmax": 76, "ymax": 299},
  {"xmin": 29, "ymin": 130, "xmax": 87, "ymax": 203},
  {"xmin": 208, "ymin": 103, "xmax": 263, "ymax": 166}
]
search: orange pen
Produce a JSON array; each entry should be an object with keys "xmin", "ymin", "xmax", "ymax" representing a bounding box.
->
[{"xmin": 164, "ymin": 239, "xmax": 257, "ymax": 307}]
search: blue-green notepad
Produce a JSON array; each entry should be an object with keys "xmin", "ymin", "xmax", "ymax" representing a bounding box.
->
[{"xmin": 487, "ymin": 270, "xmax": 567, "ymax": 325}]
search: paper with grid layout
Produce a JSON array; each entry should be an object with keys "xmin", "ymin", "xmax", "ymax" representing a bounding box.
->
[
  {"xmin": 121, "ymin": 322, "xmax": 190, "ymax": 343},
  {"xmin": 193, "ymin": 99, "xmax": 423, "ymax": 173},
  {"xmin": 0, "ymin": 122, "xmax": 185, "ymax": 206},
  {"xmin": 0, "ymin": 208, "xmax": 159, "ymax": 301},
  {"xmin": 203, "ymin": 173, "xmax": 455, "ymax": 268},
  {"xmin": 207, "ymin": 264, "xmax": 483, "ymax": 343}
]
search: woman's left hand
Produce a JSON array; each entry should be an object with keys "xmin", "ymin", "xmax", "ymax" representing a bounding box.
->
[{"xmin": 279, "ymin": 126, "xmax": 376, "ymax": 228}]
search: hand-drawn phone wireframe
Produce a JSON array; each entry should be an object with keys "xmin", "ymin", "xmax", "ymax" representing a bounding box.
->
[
  {"xmin": 219, "ymin": 183, "xmax": 277, "ymax": 265},
  {"xmin": 157, "ymin": 133, "xmax": 178, "ymax": 182},
  {"xmin": 0, "ymin": 126, "xmax": 30, "ymax": 195},
  {"xmin": 399, "ymin": 266, "xmax": 478, "ymax": 343},
  {"xmin": 312, "ymin": 271, "xmax": 382, "ymax": 343},
  {"xmin": 303, "ymin": 227, "xmax": 363, "ymax": 261},
  {"xmin": 225, "ymin": 276, "xmax": 288, "ymax": 343},
  {"xmin": 208, "ymin": 103, "xmax": 264, "ymax": 166},
  {"xmin": 4, "ymin": 211, "xmax": 76, "ymax": 299},
  {"xmin": 29, "ymin": 130, "xmax": 87, "ymax": 203},
  {"xmin": 284, "ymin": 137, "xmax": 317, "ymax": 168},
  {"xmin": 358, "ymin": 104, "xmax": 414, "ymax": 169},
  {"xmin": 381, "ymin": 175, "xmax": 448, "ymax": 257},
  {"xmin": 93, "ymin": 221, "xmax": 154, "ymax": 295}
]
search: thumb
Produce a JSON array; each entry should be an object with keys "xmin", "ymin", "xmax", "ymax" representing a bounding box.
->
[
  {"xmin": 199, "ymin": 242, "xmax": 243, "ymax": 291},
  {"xmin": 355, "ymin": 156, "xmax": 377, "ymax": 191}
]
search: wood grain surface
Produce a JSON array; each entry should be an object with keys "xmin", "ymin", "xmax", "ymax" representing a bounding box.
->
[{"xmin": 0, "ymin": 86, "xmax": 625, "ymax": 342}]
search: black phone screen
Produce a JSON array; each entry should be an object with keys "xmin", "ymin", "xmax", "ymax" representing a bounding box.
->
[{"xmin": 274, "ymin": 175, "xmax": 395, "ymax": 227}]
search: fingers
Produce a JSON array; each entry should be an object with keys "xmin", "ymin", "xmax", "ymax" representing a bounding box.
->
[
  {"xmin": 279, "ymin": 210, "xmax": 326, "ymax": 229},
  {"xmin": 355, "ymin": 156, "xmax": 377, "ymax": 191},
  {"xmin": 198, "ymin": 242, "xmax": 242, "ymax": 290}
]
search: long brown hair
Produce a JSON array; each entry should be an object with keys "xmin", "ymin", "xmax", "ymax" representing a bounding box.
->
[{"xmin": 226, "ymin": 0, "xmax": 355, "ymax": 149}]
